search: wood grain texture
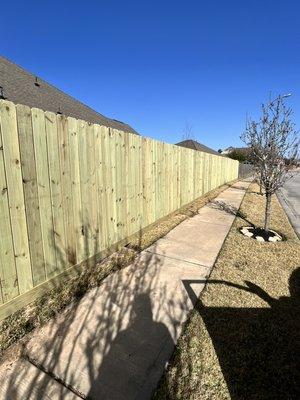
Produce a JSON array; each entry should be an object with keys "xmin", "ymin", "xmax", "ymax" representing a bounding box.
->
[
  {"xmin": 17, "ymin": 105, "xmax": 45, "ymax": 286},
  {"xmin": 0, "ymin": 101, "xmax": 33, "ymax": 294},
  {"xmin": 0, "ymin": 110, "xmax": 19, "ymax": 302},
  {"xmin": 57, "ymin": 115, "xmax": 76, "ymax": 266},
  {"xmin": 32, "ymin": 108, "xmax": 57, "ymax": 280},
  {"xmin": 45, "ymin": 111, "xmax": 67, "ymax": 273}
]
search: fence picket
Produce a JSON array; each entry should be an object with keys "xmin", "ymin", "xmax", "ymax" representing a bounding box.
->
[
  {"xmin": 0, "ymin": 112, "xmax": 19, "ymax": 302},
  {"xmin": 0, "ymin": 101, "xmax": 33, "ymax": 294},
  {"xmin": 45, "ymin": 111, "xmax": 67, "ymax": 272},
  {"xmin": 32, "ymin": 108, "xmax": 57, "ymax": 279},
  {"xmin": 16, "ymin": 104, "xmax": 45, "ymax": 286},
  {"xmin": 57, "ymin": 115, "xmax": 76, "ymax": 266}
]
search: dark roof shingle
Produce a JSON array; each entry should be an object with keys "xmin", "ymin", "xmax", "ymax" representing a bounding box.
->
[
  {"xmin": 175, "ymin": 139, "xmax": 220, "ymax": 156},
  {"xmin": 0, "ymin": 56, "xmax": 138, "ymax": 134}
]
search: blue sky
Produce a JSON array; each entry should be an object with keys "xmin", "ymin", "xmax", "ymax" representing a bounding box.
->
[{"xmin": 1, "ymin": 1, "xmax": 300, "ymax": 150}]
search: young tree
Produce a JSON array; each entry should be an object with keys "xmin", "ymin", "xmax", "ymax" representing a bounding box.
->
[{"xmin": 242, "ymin": 95, "xmax": 299, "ymax": 231}]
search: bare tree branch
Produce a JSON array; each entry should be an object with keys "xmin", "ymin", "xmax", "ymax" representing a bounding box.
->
[
  {"xmin": 182, "ymin": 122, "xmax": 195, "ymax": 141},
  {"xmin": 241, "ymin": 95, "xmax": 299, "ymax": 231}
]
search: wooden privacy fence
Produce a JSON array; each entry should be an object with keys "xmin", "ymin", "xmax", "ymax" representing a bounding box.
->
[
  {"xmin": 0, "ymin": 100, "xmax": 238, "ymax": 319},
  {"xmin": 238, "ymin": 163, "xmax": 254, "ymax": 179}
]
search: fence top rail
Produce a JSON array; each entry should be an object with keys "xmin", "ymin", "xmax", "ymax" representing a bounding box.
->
[{"xmin": 0, "ymin": 99, "xmax": 237, "ymax": 164}]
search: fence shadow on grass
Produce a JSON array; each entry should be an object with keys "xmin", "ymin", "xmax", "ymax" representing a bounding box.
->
[
  {"xmin": 182, "ymin": 268, "xmax": 300, "ymax": 399},
  {"xmin": 1, "ymin": 227, "xmax": 187, "ymax": 400}
]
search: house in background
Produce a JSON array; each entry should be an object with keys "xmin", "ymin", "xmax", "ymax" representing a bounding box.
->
[
  {"xmin": 221, "ymin": 146, "xmax": 253, "ymax": 177},
  {"xmin": 221, "ymin": 146, "xmax": 250, "ymax": 156},
  {"xmin": 0, "ymin": 56, "xmax": 138, "ymax": 134},
  {"xmin": 175, "ymin": 139, "xmax": 221, "ymax": 156}
]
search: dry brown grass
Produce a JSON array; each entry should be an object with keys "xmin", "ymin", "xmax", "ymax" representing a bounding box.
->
[
  {"xmin": 154, "ymin": 183, "xmax": 300, "ymax": 400},
  {"xmin": 0, "ymin": 181, "xmax": 234, "ymax": 360},
  {"xmin": 0, "ymin": 248, "xmax": 136, "ymax": 360}
]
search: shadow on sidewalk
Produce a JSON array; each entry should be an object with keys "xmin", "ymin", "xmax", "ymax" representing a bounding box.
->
[
  {"xmin": 2, "ymin": 228, "xmax": 184, "ymax": 400},
  {"xmin": 182, "ymin": 267, "xmax": 300, "ymax": 399},
  {"xmin": 209, "ymin": 200, "xmax": 254, "ymax": 227},
  {"xmin": 87, "ymin": 292, "xmax": 173, "ymax": 399}
]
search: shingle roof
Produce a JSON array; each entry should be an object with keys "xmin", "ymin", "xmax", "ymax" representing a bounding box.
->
[
  {"xmin": 175, "ymin": 139, "xmax": 220, "ymax": 156},
  {"xmin": 0, "ymin": 56, "xmax": 138, "ymax": 134}
]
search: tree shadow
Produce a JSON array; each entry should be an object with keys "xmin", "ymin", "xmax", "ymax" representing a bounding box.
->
[
  {"xmin": 1, "ymin": 227, "xmax": 185, "ymax": 400},
  {"xmin": 209, "ymin": 200, "xmax": 255, "ymax": 227},
  {"xmin": 183, "ymin": 267, "xmax": 300, "ymax": 399},
  {"xmin": 229, "ymin": 184, "xmax": 248, "ymax": 191}
]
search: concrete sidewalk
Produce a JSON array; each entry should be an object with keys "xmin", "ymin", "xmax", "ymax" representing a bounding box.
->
[{"xmin": 0, "ymin": 180, "xmax": 250, "ymax": 400}]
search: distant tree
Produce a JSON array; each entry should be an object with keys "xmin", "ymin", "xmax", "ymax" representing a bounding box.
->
[
  {"xmin": 227, "ymin": 149, "xmax": 248, "ymax": 163},
  {"xmin": 218, "ymin": 149, "xmax": 222, "ymax": 153},
  {"xmin": 242, "ymin": 94, "xmax": 299, "ymax": 231}
]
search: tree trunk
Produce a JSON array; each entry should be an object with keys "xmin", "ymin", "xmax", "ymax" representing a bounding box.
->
[
  {"xmin": 264, "ymin": 193, "xmax": 272, "ymax": 231},
  {"xmin": 259, "ymin": 170, "xmax": 263, "ymax": 195}
]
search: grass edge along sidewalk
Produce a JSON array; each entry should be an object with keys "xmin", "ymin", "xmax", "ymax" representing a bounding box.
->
[{"xmin": 154, "ymin": 183, "xmax": 300, "ymax": 400}]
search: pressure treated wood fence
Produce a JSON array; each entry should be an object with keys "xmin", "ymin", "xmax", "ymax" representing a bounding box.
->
[{"xmin": 0, "ymin": 100, "xmax": 238, "ymax": 319}]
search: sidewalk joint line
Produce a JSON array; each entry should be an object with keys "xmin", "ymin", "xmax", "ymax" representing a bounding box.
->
[
  {"xmin": 144, "ymin": 249, "xmax": 212, "ymax": 269},
  {"xmin": 194, "ymin": 219, "xmax": 233, "ymax": 227},
  {"xmin": 23, "ymin": 354, "xmax": 86, "ymax": 399}
]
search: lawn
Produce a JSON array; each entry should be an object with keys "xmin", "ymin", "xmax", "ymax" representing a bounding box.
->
[{"xmin": 154, "ymin": 183, "xmax": 300, "ymax": 400}]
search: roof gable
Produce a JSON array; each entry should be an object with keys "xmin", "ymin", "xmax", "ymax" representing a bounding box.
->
[
  {"xmin": 0, "ymin": 56, "xmax": 138, "ymax": 134},
  {"xmin": 176, "ymin": 139, "xmax": 220, "ymax": 155}
]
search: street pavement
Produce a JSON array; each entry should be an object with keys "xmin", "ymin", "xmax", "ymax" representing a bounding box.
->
[{"xmin": 277, "ymin": 170, "xmax": 300, "ymax": 238}]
